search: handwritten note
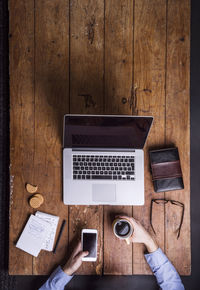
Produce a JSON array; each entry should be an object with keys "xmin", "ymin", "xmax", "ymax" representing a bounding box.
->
[
  {"xmin": 16, "ymin": 214, "xmax": 51, "ymax": 257},
  {"xmin": 35, "ymin": 211, "xmax": 59, "ymax": 251}
]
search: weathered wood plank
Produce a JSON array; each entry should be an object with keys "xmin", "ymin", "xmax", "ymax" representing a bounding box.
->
[
  {"xmin": 70, "ymin": 0, "xmax": 104, "ymax": 115},
  {"xmin": 69, "ymin": 0, "xmax": 104, "ymax": 275},
  {"xmin": 103, "ymin": 0, "xmax": 133, "ymax": 275},
  {"xmin": 9, "ymin": 0, "xmax": 34, "ymax": 275},
  {"xmin": 9, "ymin": 0, "xmax": 191, "ymax": 276},
  {"xmin": 165, "ymin": 0, "xmax": 191, "ymax": 275},
  {"xmin": 33, "ymin": 0, "xmax": 69, "ymax": 275},
  {"xmin": 133, "ymin": 0, "xmax": 166, "ymax": 274}
]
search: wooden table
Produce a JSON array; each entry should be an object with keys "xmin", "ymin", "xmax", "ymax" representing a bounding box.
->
[{"xmin": 9, "ymin": 0, "xmax": 191, "ymax": 275}]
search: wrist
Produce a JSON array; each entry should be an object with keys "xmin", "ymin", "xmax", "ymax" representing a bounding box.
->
[
  {"xmin": 62, "ymin": 266, "xmax": 74, "ymax": 276},
  {"xmin": 144, "ymin": 237, "xmax": 158, "ymax": 253}
]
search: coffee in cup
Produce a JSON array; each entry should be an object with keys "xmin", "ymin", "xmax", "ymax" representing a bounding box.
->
[{"xmin": 112, "ymin": 218, "xmax": 133, "ymax": 241}]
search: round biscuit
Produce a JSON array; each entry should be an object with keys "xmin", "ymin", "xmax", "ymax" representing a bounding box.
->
[
  {"xmin": 29, "ymin": 196, "xmax": 42, "ymax": 208},
  {"xmin": 33, "ymin": 193, "xmax": 44, "ymax": 204}
]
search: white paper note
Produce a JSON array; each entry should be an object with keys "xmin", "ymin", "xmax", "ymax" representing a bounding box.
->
[
  {"xmin": 16, "ymin": 214, "xmax": 51, "ymax": 257},
  {"xmin": 35, "ymin": 211, "xmax": 59, "ymax": 251}
]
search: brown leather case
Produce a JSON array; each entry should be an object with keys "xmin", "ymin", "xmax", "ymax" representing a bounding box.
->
[{"xmin": 149, "ymin": 148, "xmax": 184, "ymax": 192}]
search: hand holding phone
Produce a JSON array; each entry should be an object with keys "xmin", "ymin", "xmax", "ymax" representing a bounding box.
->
[
  {"xmin": 63, "ymin": 241, "xmax": 89, "ymax": 275},
  {"xmin": 81, "ymin": 229, "xmax": 98, "ymax": 262}
]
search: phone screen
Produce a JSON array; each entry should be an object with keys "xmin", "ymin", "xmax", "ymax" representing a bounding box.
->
[{"xmin": 83, "ymin": 233, "xmax": 97, "ymax": 258}]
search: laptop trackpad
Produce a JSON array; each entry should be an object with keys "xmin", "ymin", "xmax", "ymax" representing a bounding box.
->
[{"xmin": 92, "ymin": 184, "xmax": 116, "ymax": 202}]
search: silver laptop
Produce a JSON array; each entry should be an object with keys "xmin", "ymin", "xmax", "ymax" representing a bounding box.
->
[{"xmin": 63, "ymin": 114, "xmax": 153, "ymax": 205}]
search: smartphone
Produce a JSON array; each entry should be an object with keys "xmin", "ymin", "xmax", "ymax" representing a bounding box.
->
[{"xmin": 81, "ymin": 229, "xmax": 98, "ymax": 262}]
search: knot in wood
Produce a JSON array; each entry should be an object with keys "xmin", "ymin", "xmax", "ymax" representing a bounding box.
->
[{"xmin": 122, "ymin": 97, "xmax": 127, "ymax": 104}]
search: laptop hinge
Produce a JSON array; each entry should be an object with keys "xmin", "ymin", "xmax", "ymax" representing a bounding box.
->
[{"xmin": 72, "ymin": 148, "xmax": 136, "ymax": 152}]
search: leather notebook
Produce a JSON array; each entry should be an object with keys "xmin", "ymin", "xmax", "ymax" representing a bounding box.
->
[{"xmin": 149, "ymin": 147, "xmax": 184, "ymax": 192}]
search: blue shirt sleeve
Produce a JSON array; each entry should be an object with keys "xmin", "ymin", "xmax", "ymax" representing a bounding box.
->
[
  {"xmin": 145, "ymin": 248, "xmax": 184, "ymax": 290},
  {"xmin": 39, "ymin": 266, "xmax": 73, "ymax": 290}
]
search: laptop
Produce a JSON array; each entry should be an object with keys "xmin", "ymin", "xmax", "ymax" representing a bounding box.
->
[{"xmin": 63, "ymin": 114, "xmax": 153, "ymax": 205}]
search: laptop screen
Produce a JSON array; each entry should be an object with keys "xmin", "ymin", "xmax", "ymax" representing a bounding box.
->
[{"xmin": 63, "ymin": 115, "xmax": 153, "ymax": 149}]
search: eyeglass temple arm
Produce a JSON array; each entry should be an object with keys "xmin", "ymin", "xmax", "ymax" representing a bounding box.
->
[
  {"xmin": 176, "ymin": 203, "xmax": 185, "ymax": 239},
  {"xmin": 150, "ymin": 200, "xmax": 156, "ymax": 235}
]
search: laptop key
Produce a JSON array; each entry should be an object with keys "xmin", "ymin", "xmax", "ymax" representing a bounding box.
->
[
  {"xmin": 91, "ymin": 175, "xmax": 112, "ymax": 179},
  {"xmin": 86, "ymin": 175, "xmax": 90, "ymax": 179}
]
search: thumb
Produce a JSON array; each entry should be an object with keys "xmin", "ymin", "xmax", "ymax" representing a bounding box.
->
[{"xmin": 76, "ymin": 250, "xmax": 89, "ymax": 260}]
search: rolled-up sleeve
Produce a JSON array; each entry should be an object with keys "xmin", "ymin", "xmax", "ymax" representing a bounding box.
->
[
  {"xmin": 39, "ymin": 266, "xmax": 73, "ymax": 290},
  {"xmin": 145, "ymin": 248, "xmax": 184, "ymax": 290}
]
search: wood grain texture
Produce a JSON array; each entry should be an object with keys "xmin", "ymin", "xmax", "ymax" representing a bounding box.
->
[
  {"xmin": 165, "ymin": 0, "xmax": 191, "ymax": 275},
  {"xmin": 104, "ymin": 0, "xmax": 133, "ymax": 115},
  {"xmin": 70, "ymin": 0, "xmax": 104, "ymax": 114},
  {"xmin": 69, "ymin": 0, "xmax": 104, "ymax": 275},
  {"xmin": 9, "ymin": 0, "xmax": 191, "ymax": 275},
  {"xmin": 103, "ymin": 0, "xmax": 133, "ymax": 275},
  {"xmin": 133, "ymin": 0, "xmax": 166, "ymax": 274},
  {"xmin": 33, "ymin": 0, "xmax": 69, "ymax": 274},
  {"xmin": 9, "ymin": 0, "xmax": 35, "ymax": 275}
]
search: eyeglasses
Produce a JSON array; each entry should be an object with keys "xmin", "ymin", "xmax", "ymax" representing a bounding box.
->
[{"xmin": 150, "ymin": 199, "xmax": 184, "ymax": 239}]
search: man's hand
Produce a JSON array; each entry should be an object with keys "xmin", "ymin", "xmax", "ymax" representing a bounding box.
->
[
  {"xmin": 62, "ymin": 242, "xmax": 89, "ymax": 276},
  {"xmin": 117, "ymin": 215, "xmax": 158, "ymax": 253}
]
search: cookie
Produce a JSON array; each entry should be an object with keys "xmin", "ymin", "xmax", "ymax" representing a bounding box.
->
[
  {"xmin": 29, "ymin": 194, "xmax": 44, "ymax": 209},
  {"xmin": 34, "ymin": 193, "xmax": 44, "ymax": 204},
  {"xmin": 26, "ymin": 183, "xmax": 38, "ymax": 194}
]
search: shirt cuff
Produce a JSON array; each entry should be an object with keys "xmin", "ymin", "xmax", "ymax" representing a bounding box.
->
[
  {"xmin": 144, "ymin": 248, "xmax": 168, "ymax": 272},
  {"xmin": 48, "ymin": 266, "xmax": 73, "ymax": 289}
]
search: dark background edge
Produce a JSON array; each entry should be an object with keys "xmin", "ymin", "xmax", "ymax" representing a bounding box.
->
[{"xmin": 0, "ymin": 0, "xmax": 200, "ymax": 289}]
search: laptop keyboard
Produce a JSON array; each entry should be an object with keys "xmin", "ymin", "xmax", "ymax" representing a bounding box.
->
[{"xmin": 73, "ymin": 155, "xmax": 135, "ymax": 180}]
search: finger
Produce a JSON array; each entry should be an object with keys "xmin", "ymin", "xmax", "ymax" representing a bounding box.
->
[
  {"xmin": 76, "ymin": 250, "xmax": 89, "ymax": 261},
  {"xmin": 115, "ymin": 215, "xmax": 129, "ymax": 219},
  {"xmin": 72, "ymin": 241, "xmax": 82, "ymax": 257},
  {"xmin": 126, "ymin": 238, "xmax": 131, "ymax": 245},
  {"xmin": 117, "ymin": 215, "xmax": 134, "ymax": 223}
]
